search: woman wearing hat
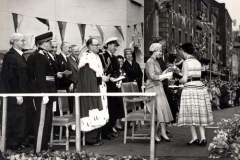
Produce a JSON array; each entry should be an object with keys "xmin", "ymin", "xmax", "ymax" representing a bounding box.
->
[
  {"xmin": 177, "ymin": 43, "xmax": 213, "ymax": 147},
  {"xmin": 145, "ymin": 43, "xmax": 174, "ymax": 143},
  {"xmin": 122, "ymin": 48, "xmax": 143, "ymax": 91}
]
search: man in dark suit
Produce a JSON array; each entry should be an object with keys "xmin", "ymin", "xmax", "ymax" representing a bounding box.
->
[
  {"xmin": 67, "ymin": 45, "xmax": 79, "ymax": 92},
  {"xmin": 55, "ymin": 42, "xmax": 73, "ymax": 91},
  {"xmin": 1, "ymin": 33, "xmax": 29, "ymax": 150},
  {"xmin": 28, "ymin": 32, "xmax": 57, "ymax": 153}
]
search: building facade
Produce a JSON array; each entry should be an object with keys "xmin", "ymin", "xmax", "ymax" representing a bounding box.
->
[{"xmin": 144, "ymin": 0, "xmax": 232, "ymax": 69}]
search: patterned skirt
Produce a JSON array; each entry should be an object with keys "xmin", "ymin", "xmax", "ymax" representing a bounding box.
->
[
  {"xmin": 178, "ymin": 81, "xmax": 214, "ymax": 126},
  {"xmin": 146, "ymin": 84, "xmax": 173, "ymax": 123}
]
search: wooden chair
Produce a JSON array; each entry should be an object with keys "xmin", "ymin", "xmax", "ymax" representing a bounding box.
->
[
  {"xmin": 121, "ymin": 82, "xmax": 154, "ymax": 144},
  {"xmin": 49, "ymin": 90, "xmax": 76, "ymax": 151}
]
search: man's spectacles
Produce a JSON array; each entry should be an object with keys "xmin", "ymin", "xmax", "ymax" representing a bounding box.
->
[
  {"xmin": 51, "ymin": 46, "xmax": 57, "ymax": 49},
  {"xmin": 91, "ymin": 44, "xmax": 100, "ymax": 47}
]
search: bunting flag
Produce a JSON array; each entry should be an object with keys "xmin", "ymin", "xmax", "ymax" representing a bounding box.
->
[
  {"xmin": 232, "ymin": 54, "xmax": 239, "ymax": 75},
  {"xmin": 77, "ymin": 24, "xmax": 86, "ymax": 44},
  {"xmin": 115, "ymin": 26, "xmax": 124, "ymax": 40},
  {"xmin": 96, "ymin": 25, "xmax": 104, "ymax": 43},
  {"xmin": 12, "ymin": 13, "xmax": 23, "ymax": 33},
  {"xmin": 57, "ymin": 21, "xmax": 67, "ymax": 42},
  {"xmin": 36, "ymin": 17, "xmax": 50, "ymax": 30}
]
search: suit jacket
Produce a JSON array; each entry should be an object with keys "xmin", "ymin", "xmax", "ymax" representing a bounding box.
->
[
  {"xmin": 67, "ymin": 55, "xmax": 79, "ymax": 87},
  {"xmin": 99, "ymin": 51, "xmax": 120, "ymax": 92},
  {"xmin": 145, "ymin": 57, "xmax": 163, "ymax": 90},
  {"xmin": 1, "ymin": 48, "xmax": 29, "ymax": 94},
  {"xmin": 27, "ymin": 48, "xmax": 56, "ymax": 94},
  {"xmin": 56, "ymin": 53, "xmax": 73, "ymax": 90}
]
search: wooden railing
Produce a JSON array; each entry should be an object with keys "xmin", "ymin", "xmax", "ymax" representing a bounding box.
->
[{"xmin": 0, "ymin": 92, "xmax": 156, "ymax": 160}]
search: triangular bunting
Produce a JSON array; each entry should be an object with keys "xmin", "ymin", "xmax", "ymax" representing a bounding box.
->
[
  {"xmin": 77, "ymin": 24, "xmax": 86, "ymax": 44},
  {"xmin": 12, "ymin": 13, "xmax": 23, "ymax": 33},
  {"xmin": 12, "ymin": 13, "xmax": 18, "ymax": 33},
  {"xmin": 96, "ymin": 25, "xmax": 104, "ymax": 43},
  {"xmin": 114, "ymin": 26, "xmax": 124, "ymax": 40},
  {"xmin": 36, "ymin": 17, "xmax": 50, "ymax": 30},
  {"xmin": 57, "ymin": 21, "xmax": 67, "ymax": 42}
]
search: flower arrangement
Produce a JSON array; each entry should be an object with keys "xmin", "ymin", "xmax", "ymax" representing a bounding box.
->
[
  {"xmin": 208, "ymin": 113, "xmax": 240, "ymax": 159},
  {"xmin": 0, "ymin": 150, "xmax": 147, "ymax": 160}
]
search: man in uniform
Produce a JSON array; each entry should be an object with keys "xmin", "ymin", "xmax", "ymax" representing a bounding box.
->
[
  {"xmin": 29, "ymin": 32, "xmax": 57, "ymax": 153},
  {"xmin": 1, "ymin": 33, "xmax": 29, "ymax": 150},
  {"xmin": 99, "ymin": 37, "xmax": 122, "ymax": 140}
]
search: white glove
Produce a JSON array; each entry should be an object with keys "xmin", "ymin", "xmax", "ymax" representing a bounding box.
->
[
  {"xmin": 42, "ymin": 96, "xmax": 49, "ymax": 104},
  {"xmin": 69, "ymin": 83, "xmax": 74, "ymax": 92},
  {"xmin": 16, "ymin": 96, "xmax": 23, "ymax": 105},
  {"xmin": 159, "ymin": 72, "xmax": 173, "ymax": 81},
  {"xmin": 57, "ymin": 72, "xmax": 63, "ymax": 78}
]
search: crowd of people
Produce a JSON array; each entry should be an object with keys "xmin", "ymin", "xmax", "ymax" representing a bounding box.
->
[{"xmin": 1, "ymin": 31, "xmax": 221, "ymax": 153}]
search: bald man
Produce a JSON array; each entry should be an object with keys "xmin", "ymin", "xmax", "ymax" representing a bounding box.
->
[{"xmin": 1, "ymin": 33, "xmax": 29, "ymax": 150}]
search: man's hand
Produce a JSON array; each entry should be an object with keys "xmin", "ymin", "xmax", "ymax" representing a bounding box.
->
[
  {"xmin": 16, "ymin": 96, "xmax": 23, "ymax": 105},
  {"xmin": 42, "ymin": 96, "xmax": 49, "ymax": 104},
  {"xmin": 102, "ymin": 75, "xmax": 110, "ymax": 82},
  {"xmin": 69, "ymin": 83, "xmax": 74, "ymax": 92},
  {"xmin": 57, "ymin": 72, "xmax": 63, "ymax": 78}
]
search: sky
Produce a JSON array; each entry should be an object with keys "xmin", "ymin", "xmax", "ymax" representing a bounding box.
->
[{"xmin": 216, "ymin": 0, "xmax": 240, "ymax": 31}]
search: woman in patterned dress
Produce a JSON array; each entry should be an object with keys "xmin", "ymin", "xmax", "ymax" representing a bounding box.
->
[
  {"xmin": 145, "ymin": 43, "xmax": 174, "ymax": 143},
  {"xmin": 177, "ymin": 43, "xmax": 214, "ymax": 146}
]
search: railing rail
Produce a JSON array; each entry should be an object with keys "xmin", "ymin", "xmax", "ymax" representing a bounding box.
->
[{"xmin": 0, "ymin": 92, "xmax": 156, "ymax": 160}]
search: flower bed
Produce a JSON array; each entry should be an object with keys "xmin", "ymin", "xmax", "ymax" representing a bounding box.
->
[
  {"xmin": 0, "ymin": 150, "xmax": 147, "ymax": 160},
  {"xmin": 208, "ymin": 113, "xmax": 240, "ymax": 159}
]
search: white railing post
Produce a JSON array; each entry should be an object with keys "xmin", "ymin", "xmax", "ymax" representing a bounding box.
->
[
  {"xmin": 150, "ymin": 96, "xmax": 155, "ymax": 160},
  {"xmin": 74, "ymin": 96, "xmax": 81, "ymax": 152},
  {"xmin": 1, "ymin": 97, "xmax": 7, "ymax": 152}
]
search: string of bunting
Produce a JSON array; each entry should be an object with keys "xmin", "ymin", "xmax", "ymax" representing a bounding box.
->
[{"xmin": 2, "ymin": 10, "xmax": 144, "ymax": 43}]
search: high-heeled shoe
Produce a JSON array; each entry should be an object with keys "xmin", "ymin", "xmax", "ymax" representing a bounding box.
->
[
  {"xmin": 155, "ymin": 137, "xmax": 163, "ymax": 143},
  {"xmin": 199, "ymin": 139, "xmax": 207, "ymax": 147},
  {"xmin": 160, "ymin": 135, "xmax": 173, "ymax": 142},
  {"xmin": 186, "ymin": 139, "xmax": 199, "ymax": 145}
]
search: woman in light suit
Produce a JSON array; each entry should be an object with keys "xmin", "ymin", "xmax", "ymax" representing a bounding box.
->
[{"xmin": 145, "ymin": 43, "xmax": 173, "ymax": 143}]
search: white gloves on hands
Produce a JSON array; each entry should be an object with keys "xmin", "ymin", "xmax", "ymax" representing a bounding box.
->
[
  {"xmin": 69, "ymin": 83, "xmax": 74, "ymax": 92},
  {"xmin": 42, "ymin": 96, "xmax": 49, "ymax": 104},
  {"xmin": 57, "ymin": 72, "xmax": 63, "ymax": 78},
  {"xmin": 16, "ymin": 96, "xmax": 23, "ymax": 105},
  {"xmin": 159, "ymin": 72, "xmax": 173, "ymax": 80}
]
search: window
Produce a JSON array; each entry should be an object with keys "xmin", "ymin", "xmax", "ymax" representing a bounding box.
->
[
  {"xmin": 179, "ymin": 30, "xmax": 182, "ymax": 44},
  {"xmin": 172, "ymin": 28, "xmax": 175, "ymax": 41},
  {"xmin": 185, "ymin": 33, "xmax": 188, "ymax": 42},
  {"xmin": 190, "ymin": 35, "xmax": 193, "ymax": 43}
]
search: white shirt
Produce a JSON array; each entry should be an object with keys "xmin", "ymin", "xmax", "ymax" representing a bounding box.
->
[
  {"xmin": 61, "ymin": 52, "xmax": 68, "ymax": 62},
  {"xmin": 13, "ymin": 48, "xmax": 23, "ymax": 56},
  {"xmin": 48, "ymin": 53, "xmax": 55, "ymax": 60}
]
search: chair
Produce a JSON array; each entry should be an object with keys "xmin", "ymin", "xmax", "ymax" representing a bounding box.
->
[
  {"xmin": 49, "ymin": 90, "xmax": 76, "ymax": 151},
  {"xmin": 121, "ymin": 82, "xmax": 154, "ymax": 144}
]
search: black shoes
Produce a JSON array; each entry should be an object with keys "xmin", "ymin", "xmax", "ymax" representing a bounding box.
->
[
  {"xmin": 187, "ymin": 139, "xmax": 199, "ymax": 145},
  {"xmin": 199, "ymin": 139, "xmax": 207, "ymax": 147},
  {"xmin": 160, "ymin": 135, "xmax": 173, "ymax": 142},
  {"xmin": 102, "ymin": 134, "xmax": 113, "ymax": 140},
  {"xmin": 7, "ymin": 144, "xmax": 29, "ymax": 151},
  {"xmin": 186, "ymin": 139, "xmax": 207, "ymax": 146},
  {"xmin": 86, "ymin": 141, "xmax": 103, "ymax": 146}
]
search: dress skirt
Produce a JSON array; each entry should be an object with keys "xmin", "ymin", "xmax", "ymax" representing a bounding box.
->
[
  {"xmin": 146, "ymin": 84, "xmax": 173, "ymax": 123},
  {"xmin": 178, "ymin": 81, "xmax": 214, "ymax": 126}
]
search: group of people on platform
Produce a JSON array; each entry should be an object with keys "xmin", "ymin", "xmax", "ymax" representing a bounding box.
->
[{"xmin": 1, "ymin": 31, "xmax": 214, "ymax": 153}]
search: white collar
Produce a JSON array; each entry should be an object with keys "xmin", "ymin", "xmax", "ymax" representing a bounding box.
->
[
  {"xmin": 48, "ymin": 53, "xmax": 55, "ymax": 60},
  {"xmin": 106, "ymin": 50, "xmax": 112, "ymax": 57},
  {"xmin": 13, "ymin": 47, "xmax": 23, "ymax": 56},
  {"xmin": 61, "ymin": 52, "xmax": 67, "ymax": 61}
]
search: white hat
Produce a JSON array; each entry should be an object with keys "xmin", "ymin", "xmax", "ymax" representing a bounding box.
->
[
  {"xmin": 104, "ymin": 37, "xmax": 119, "ymax": 47},
  {"xmin": 149, "ymin": 43, "xmax": 162, "ymax": 52}
]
